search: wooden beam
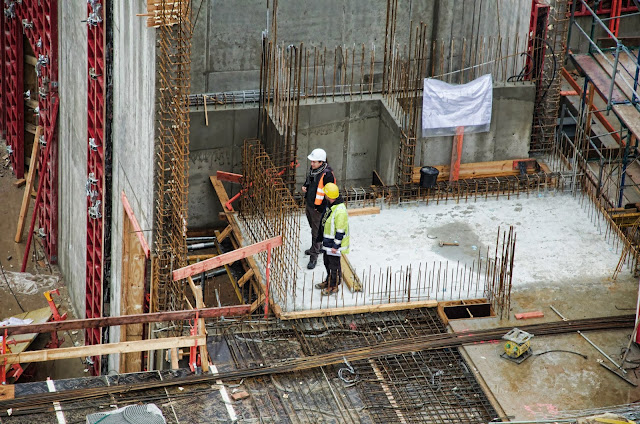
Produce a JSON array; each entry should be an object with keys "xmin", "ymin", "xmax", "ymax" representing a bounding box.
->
[
  {"xmin": 411, "ymin": 159, "xmax": 536, "ymax": 183},
  {"xmin": 2, "ymin": 306, "xmax": 251, "ymax": 337},
  {"xmin": 15, "ymin": 126, "xmax": 42, "ymax": 243},
  {"xmin": 24, "ymin": 54, "xmax": 37, "ymax": 66},
  {"xmin": 237, "ymin": 269, "xmax": 255, "ymax": 287},
  {"xmin": 13, "ymin": 178, "xmax": 26, "ymax": 188},
  {"xmin": 121, "ymin": 191, "xmax": 151, "ymax": 258},
  {"xmin": 210, "ymin": 175, "xmax": 232, "ymax": 210},
  {"xmin": 347, "ymin": 206, "xmax": 380, "ymax": 217},
  {"xmin": 217, "ymin": 225, "xmax": 233, "ymax": 243},
  {"xmin": 449, "ymin": 126, "xmax": 464, "ymax": 182},
  {"xmin": 279, "ymin": 300, "xmax": 438, "ymax": 320},
  {"xmin": 340, "ymin": 254, "xmax": 362, "ymax": 292},
  {"xmin": 0, "ymin": 335, "xmax": 206, "ymax": 365},
  {"xmin": 188, "ymin": 254, "xmax": 217, "ymax": 262},
  {"xmin": 0, "ymin": 385, "xmax": 14, "ymax": 401},
  {"xmin": 173, "ymin": 236, "xmax": 283, "ymax": 281}
]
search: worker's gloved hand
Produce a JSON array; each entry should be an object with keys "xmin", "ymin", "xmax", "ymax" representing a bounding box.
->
[{"xmin": 314, "ymin": 204, "xmax": 325, "ymax": 213}]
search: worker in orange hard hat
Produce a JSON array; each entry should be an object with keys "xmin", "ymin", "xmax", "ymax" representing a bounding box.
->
[
  {"xmin": 302, "ymin": 148, "xmax": 335, "ymax": 270},
  {"xmin": 314, "ymin": 182, "xmax": 350, "ymax": 296}
]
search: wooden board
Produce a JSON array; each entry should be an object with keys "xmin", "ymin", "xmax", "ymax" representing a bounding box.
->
[
  {"xmin": 347, "ymin": 206, "xmax": 380, "ymax": 217},
  {"xmin": 0, "ymin": 385, "xmax": 14, "ymax": 401},
  {"xmin": 1, "ymin": 335, "xmax": 206, "ymax": 365},
  {"xmin": 2, "ymin": 306, "xmax": 53, "ymax": 372},
  {"xmin": 411, "ymin": 159, "xmax": 535, "ymax": 184},
  {"xmin": 341, "ymin": 254, "xmax": 362, "ymax": 292},
  {"xmin": 279, "ymin": 300, "xmax": 438, "ymax": 320},
  {"xmin": 15, "ymin": 126, "xmax": 42, "ymax": 243},
  {"xmin": 120, "ymin": 205, "xmax": 147, "ymax": 374},
  {"xmin": 612, "ymin": 104, "xmax": 640, "ymax": 142}
]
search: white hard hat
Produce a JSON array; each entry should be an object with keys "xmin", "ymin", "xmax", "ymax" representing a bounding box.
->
[{"xmin": 308, "ymin": 148, "xmax": 327, "ymax": 162}]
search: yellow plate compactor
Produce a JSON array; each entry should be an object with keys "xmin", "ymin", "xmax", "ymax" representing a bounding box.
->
[{"xmin": 501, "ymin": 328, "xmax": 533, "ymax": 364}]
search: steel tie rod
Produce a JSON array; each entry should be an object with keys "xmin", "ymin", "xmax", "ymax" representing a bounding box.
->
[{"xmin": 550, "ymin": 305, "xmax": 626, "ymax": 374}]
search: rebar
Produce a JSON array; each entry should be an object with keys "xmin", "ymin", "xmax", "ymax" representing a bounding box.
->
[{"xmin": 152, "ymin": 0, "xmax": 192, "ymax": 320}]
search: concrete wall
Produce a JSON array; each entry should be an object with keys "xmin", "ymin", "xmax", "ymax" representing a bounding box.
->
[
  {"xmin": 188, "ymin": 106, "xmax": 258, "ymax": 228},
  {"xmin": 108, "ymin": 0, "xmax": 157, "ymax": 372},
  {"xmin": 58, "ymin": 2, "xmax": 89, "ymax": 318},
  {"xmin": 417, "ymin": 83, "xmax": 535, "ymax": 167},
  {"xmin": 191, "ymin": 0, "xmax": 531, "ymax": 93}
]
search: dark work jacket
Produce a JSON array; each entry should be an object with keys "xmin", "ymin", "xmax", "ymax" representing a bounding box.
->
[{"xmin": 303, "ymin": 163, "xmax": 335, "ymax": 211}]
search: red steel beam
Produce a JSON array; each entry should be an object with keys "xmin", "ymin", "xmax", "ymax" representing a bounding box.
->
[
  {"xmin": 173, "ymin": 236, "xmax": 283, "ymax": 281},
  {"xmin": 3, "ymin": 12, "xmax": 24, "ymax": 178},
  {"xmin": 17, "ymin": 0, "xmax": 60, "ymax": 264},
  {"xmin": 449, "ymin": 126, "xmax": 464, "ymax": 182},
  {"xmin": 85, "ymin": 0, "xmax": 107, "ymax": 376},
  {"xmin": 1, "ymin": 306, "xmax": 251, "ymax": 337}
]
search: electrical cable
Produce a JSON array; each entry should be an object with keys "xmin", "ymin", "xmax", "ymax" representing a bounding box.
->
[
  {"xmin": 0, "ymin": 256, "xmax": 25, "ymax": 313},
  {"xmin": 534, "ymin": 349, "xmax": 587, "ymax": 359}
]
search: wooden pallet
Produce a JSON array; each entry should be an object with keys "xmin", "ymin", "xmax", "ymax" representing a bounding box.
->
[{"xmin": 411, "ymin": 159, "xmax": 538, "ymax": 184}]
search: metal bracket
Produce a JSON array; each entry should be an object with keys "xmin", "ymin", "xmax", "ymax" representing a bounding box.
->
[
  {"xmin": 39, "ymin": 134, "xmax": 46, "ymax": 147},
  {"xmin": 33, "ymin": 106, "xmax": 39, "ymax": 115},
  {"xmin": 88, "ymin": 68, "xmax": 102, "ymax": 80},
  {"xmin": 36, "ymin": 37, "xmax": 42, "ymax": 49},
  {"xmin": 89, "ymin": 138, "xmax": 100, "ymax": 151},
  {"xmin": 88, "ymin": 200, "xmax": 102, "ymax": 220},
  {"xmin": 3, "ymin": 2, "xmax": 15, "ymax": 19},
  {"xmin": 86, "ymin": 1, "xmax": 103, "ymax": 26},
  {"xmin": 24, "ymin": 89, "xmax": 31, "ymax": 100},
  {"xmin": 6, "ymin": 145, "xmax": 13, "ymax": 155},
  {"xmin": 35, "ymin": 54, "xmax": 49, "ymax": 77},
  {"xmin": 37, "ymin": 228, "xmax": 46, "ymax": 238},
  {"xmin": 21, "ymin": 19, "xmax": 33, "ymax": 30}
]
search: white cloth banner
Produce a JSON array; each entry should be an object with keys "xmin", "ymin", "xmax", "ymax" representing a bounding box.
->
[{"xmin": 422, "ymin": 74, "xmax": 493, "ymax": 136}]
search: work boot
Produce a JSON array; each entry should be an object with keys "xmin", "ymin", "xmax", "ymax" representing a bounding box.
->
[
  {"xmin": 321, "ymin": 287, "xmax": 339, "ymax": 296},
  {"xmin": 304, "ymin": 248, "xmax": 312, "ymax": 256},
  {"xmin": 307, "ymin": 258, "xmax": 317, "ymax": 269},
  {"xmin": 315, "ymin": 281, "xmax": 328, "ymax": 289}
]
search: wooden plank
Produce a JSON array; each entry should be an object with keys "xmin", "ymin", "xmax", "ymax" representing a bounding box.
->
[
  {"xmin": 237, "ymin": 269, "xmax": 255, "ymax": 287},
  {"xmin": 3, "ymin": 306, "xmax": 251, "ymax": 337},
  {"xmin": 15, "ymin": 126, "xmax": 42, "ymax": 243},
  {"xmin": 24, "ymin": 54, "xmax": 37, "ymax": 66},
  {"xmin": 173, "ymin": 236, "xmax": 283, "ymax": 281},
  {"xmin": 341, "ymin": 254, "xmax": 362, "ymax": 292},
  {"xmin": 0, "ymin": 385, "xmax": 14, "ymax": 401},
  {"xmin": 210, "ymin": 176, "xmax": 231, "ymax": 210},
  {"xmin": 612, "ymin": 104, "xmax": 640, "ymax": 142},
  {"xmin": 13, "ymin": 178, "xmax": 25, "ymax": 188},
  {"xmin": 347, "ymin": 206, "xmax": 380, "ymax": 217},
  {"xmin": 25, "ymin": 122, "xmax": 37, "ymax": 135},
  {"xmin": 279, "ymin": 300, "xmax": 438, "ymax": 320},
  {"xmin": 0, "ymin": 335, "xmax": 206, "ymax": 365},
  {"xmin": 170, "ymin": 348, "xmax": 179, "ymax": 370},
  {"xmin": 411, "ymin": 159, "xmax": 534, "ymax": 183},
  {"xmin": 213, "ymin": 229, "xmax": 243, "ymax": 303},
  {"xmin": 24, "ymin": 99, "xmax": 38, "ymax": 109},
  {"xmin": 121, "ymin": 191, "xmax": 151, "ymax": 258},
  {"xmin": 188, "ymin": 254, "xmax": 217, "ymax": 262},
  {"xmin": 217, "ymin": 225, "xmax": 233, "ymax": 242},
  {"xmin": 120, "ymin": 210, "xmax": 147, "ymax": 374}
]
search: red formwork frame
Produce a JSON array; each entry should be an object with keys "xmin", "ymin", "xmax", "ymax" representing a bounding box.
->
[
  {"xmin": 571, "ymin": 0, "xmax": 637, "ymax": 16},
  {"xmin": 0, "ymin": 9, "xmax": 5, "ymax": 141},
  {"xmin": 2, "ymin": 7, "xmax": 24, "ymax": 179},
  {"xmin": 86, "ymin": 0, "xmax": 106, "ymax": 376},
  {"xmin": 9, "ymin": 0, "xmax": 59, "ymax": 263}
]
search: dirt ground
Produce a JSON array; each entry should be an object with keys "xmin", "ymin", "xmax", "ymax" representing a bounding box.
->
[{"xmin": 0, "ymin": 160, "xmax": 86, "ymax": 381}]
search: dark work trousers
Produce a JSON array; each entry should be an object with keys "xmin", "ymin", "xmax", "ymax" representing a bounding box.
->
[
  {"xmin": 323, "ymin": 254, "xmax": 342, "ymax": 289},
  {"xmin": 305, "ymin": 203, "xmax": 323, "ymax": 260}
]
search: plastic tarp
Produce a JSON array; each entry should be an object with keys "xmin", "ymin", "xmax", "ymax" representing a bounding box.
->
[{"xmin": 422, "ymin": 74, "xmax": 493, "ymax": 136}]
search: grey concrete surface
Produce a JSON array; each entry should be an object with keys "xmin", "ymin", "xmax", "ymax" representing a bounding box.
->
[
  {"xmin": 451, "ymin": 275, "xmax": 640, "ymax": 420},
  {"xmin": 108, "ymin": 0, "xmax": 157, "ymax": 372},
  {"xmin": 58, "ymin": 1, "xmax": 89, "ymax": 319},
  {"xmin": 191, "ymin": 0, "xmax": 531, "ymax": 93}
]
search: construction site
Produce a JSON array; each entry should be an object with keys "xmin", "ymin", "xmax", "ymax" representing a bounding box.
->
[{"xmin": 2, "ymin": 0, "xmax": 640, "ymax": 422}]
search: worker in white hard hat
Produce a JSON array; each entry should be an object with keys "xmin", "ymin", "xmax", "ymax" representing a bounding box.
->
[{"xmin": 301, "ymin": 148, "xmax": 335, "ymax": 270}]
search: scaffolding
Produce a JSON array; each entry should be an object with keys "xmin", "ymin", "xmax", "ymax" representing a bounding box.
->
[{"xmin": 152, "ymin": 0, "xmax": 192, "ymax": 316}]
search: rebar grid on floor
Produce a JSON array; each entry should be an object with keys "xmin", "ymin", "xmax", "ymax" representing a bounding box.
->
[
  {"xmin": 218, "ymin": 308, "xmax": 498, "ymax": 423},
  {"xmin": 152, "ymin": 0, "xmax": 192, "ymax": 316},
  {"xmin": 240, "ymin": 139, "xmax": 301, "ymax": 310}
]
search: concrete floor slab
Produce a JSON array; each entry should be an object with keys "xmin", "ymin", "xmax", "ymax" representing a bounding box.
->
[{"xmin": 287, "ymin": 191, "xmax": 633, "ymax": 313}]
